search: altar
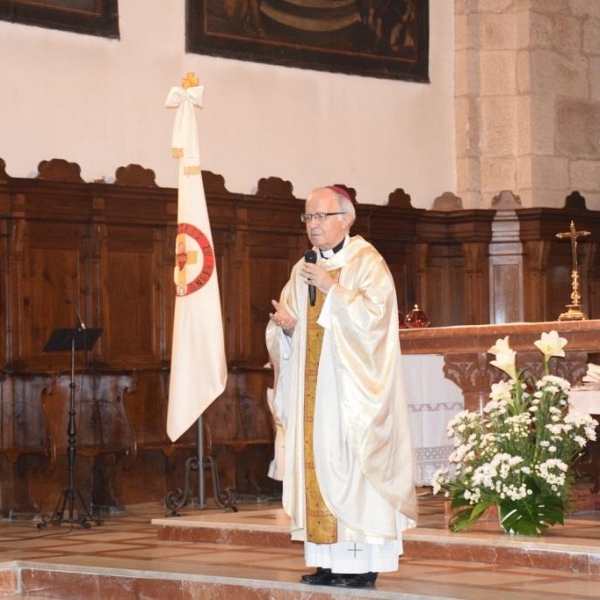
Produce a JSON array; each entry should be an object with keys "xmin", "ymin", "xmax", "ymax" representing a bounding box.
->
[
  {"xmin": 399, "ymin": 319, "xmax": 600, "ymax": 488},
  {"xmin": 400, "ymin": 319, "xmax": 600, "ymax": 410}
]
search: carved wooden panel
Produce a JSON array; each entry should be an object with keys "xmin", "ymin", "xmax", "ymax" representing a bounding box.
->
[
  {"xmin": 41, "ymin": 373, "xmax": 133, "ymax": 466},
  {"xmin": 422, "ymin": 245, "xmax": 465, "ymax": 327},
  {"xmin": 122, "ymin": 370, "xmax": 196, "ymax": 460},
  {"xmin": 243, "ymin": 234, "xmax": 305, "ymax": 365},
  {"xmin": 489, "ymin": 259, "xmax": 522, "ymax": 324},
  {"xmin": 0, "ymin": 221, "xmax": 8, "ymax": 368},
  {"xmin": 99, "ymin": 225, "xmax": 163, "ymax": 366},
  {"xmin": 204, "ymin": 367, "xmax": 276, "ymax": 495},
  {"xmin": 0, "ymin": 375, "xmax": 50, "ymax": 463},
  {"xmin": 16, "ymin": 220, "xmax": 89, "ymax": 369}
]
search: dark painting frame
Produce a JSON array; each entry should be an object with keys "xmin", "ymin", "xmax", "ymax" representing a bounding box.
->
[
  {"xmin": 186, "ymin": 0, "xmax": 429, "ymax": 82},
  {"xmin": 0, "ymin": 0, "xmax": 119, "ymax": 38}
]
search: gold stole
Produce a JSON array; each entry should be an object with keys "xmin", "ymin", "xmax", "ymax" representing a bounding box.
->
[{"xmin": 304, "ymin": 269, "xmax": 340, "ymax": 544}]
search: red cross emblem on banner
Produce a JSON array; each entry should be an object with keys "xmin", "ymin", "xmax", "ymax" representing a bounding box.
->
[{"xmin": 174, "ymin": 223, "xmax": 215, "ymax": 296}]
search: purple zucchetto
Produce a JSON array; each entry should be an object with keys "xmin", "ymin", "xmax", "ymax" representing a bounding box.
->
[{"xmin": 327, "ymin": 185, "xmax": 353, "ymax": 202}]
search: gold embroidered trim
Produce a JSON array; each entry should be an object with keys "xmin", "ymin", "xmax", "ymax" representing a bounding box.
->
[{"xmin": 304, "ymin": 268, "xmax": 341, "ymax": 544}]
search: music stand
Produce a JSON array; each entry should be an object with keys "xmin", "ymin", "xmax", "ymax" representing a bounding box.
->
[{"xmin": 39, "ymin": 326, "xmax": 102, "ymax": 529}]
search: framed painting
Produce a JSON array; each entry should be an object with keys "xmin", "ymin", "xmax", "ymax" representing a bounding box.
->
[
  {"xmin": 0, "ymin": 0, "xmax": 119, "ymax": 38},
  {"xmin": 186, "ymin": 0, "xmax": 429, "ymax": 82}
]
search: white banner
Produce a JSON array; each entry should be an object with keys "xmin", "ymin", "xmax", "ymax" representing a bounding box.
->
[{"xmin": 165, "ymin": 78, "xmax": 227, "ymax": 442}]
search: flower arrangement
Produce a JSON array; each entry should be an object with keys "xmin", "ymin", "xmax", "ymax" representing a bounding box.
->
[{"xmin": 432, "ymin": 331, "xmax": 598, "ymax": 536}]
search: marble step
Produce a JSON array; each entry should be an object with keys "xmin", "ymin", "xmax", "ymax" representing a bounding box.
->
[
  {"xmin": 5, "ymin": 562, "xmax": 409, "ymax": 599},
  {"xmin": 153, "ymin": 505, "xmax": 600, "ymax": 575}
]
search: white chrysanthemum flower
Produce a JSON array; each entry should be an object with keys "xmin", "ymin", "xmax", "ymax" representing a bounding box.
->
[
  {"xmin": 446, "ymin": 411, "xmax": 475, "ymax": 437},
  {"xmin": 540, "ymin": 375, "xmax": 571, "ymax": 391},
  {"xmin": 465, "ymin": 488, "xmax": 481, "ymax": 504},
  {"xmin": 536, "ymin": 459, "xmax": 568, "ymax": 487},
  {"xmin": 431, "ymin": 468, "xmax": 449, "ymax": 494}
]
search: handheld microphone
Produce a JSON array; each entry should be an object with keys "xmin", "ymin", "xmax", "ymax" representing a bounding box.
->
[
  {"xmin": 66, "ymin": 298, "xmax": 86, "ymax": 330},
  {"xmin": 304, "ymin": 249, "xmax": 317, "ymax": 307}
]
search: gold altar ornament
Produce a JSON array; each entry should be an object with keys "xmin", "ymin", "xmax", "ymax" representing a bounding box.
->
[{"xmin": 556, "ymin": 220, "xmax": 590, "ymax": 321}]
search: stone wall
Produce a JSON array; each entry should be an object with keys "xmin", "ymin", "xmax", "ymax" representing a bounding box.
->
[{"xmin": 455, "ymin": 0, "xmax": 600, "ymax": 209}]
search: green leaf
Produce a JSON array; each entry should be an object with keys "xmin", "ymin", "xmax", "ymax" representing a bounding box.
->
[
  {"xmin": 498, "ymin": 495, "xmax": 565, "ymax": 536},
  {"xmin": 448, "ymin": 500, "xmax": 495, "ymax": 533}
]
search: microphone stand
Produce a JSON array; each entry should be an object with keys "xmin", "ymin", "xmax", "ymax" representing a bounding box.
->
[{"xmin": 39, "ymin": 324, "xmax": 102, "ymax": 529}]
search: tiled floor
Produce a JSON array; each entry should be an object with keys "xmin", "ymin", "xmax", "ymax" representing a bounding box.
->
[{"xmin": 1, "ymin": 487, "xmax": 600, "ymax": 598}]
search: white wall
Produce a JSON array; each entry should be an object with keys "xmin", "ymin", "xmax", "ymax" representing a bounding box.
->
[{"xmin": 0, "ymin": 1, "xmax": 455, "ymax": 208}]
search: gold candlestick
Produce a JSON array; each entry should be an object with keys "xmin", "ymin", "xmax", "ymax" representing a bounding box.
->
[{"xmin": 556, "ymin": 220, "xmax": 590, "ymax": 321}]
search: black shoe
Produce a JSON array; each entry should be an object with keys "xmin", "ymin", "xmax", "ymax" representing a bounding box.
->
[
  {"xmin": 300, "ymin": 567, "xmax": 333, "ymax": 585},
  {"xmin": 329, "ymin": 572, "xmax": 378, "ymax": 588}
]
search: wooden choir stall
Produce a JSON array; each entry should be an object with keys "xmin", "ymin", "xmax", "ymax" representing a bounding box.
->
[{"xmin": 1, "ymin": 157, "xmax": 600, "ymax": 517}]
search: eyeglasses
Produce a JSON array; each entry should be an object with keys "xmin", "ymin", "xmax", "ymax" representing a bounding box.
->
[{"xmin": 300, "ymin": 212, "xmax": 346, "ymax": 223}]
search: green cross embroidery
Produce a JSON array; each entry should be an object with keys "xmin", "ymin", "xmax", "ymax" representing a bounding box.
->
[{"xmin": 347, "ymin": 543, "xmax": 363, "ymax": 558}]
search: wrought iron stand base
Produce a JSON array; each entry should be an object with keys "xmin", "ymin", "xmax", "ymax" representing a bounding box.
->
[
  {"xmin": 38, "ymin": 488, "xmax": 103, "ymax": 529},
  {"xmin": 165, "ymin": 416, "xmax": 237, "ymax": 515},
  {"xmin": 166, "ymin": 454, "xmax": 237, "ymax": 515}
]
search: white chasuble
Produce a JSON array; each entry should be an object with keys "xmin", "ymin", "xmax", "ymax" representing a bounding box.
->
[{"xmin": 266, "ymin": 235, "xmax": 417, "ymax": 571}]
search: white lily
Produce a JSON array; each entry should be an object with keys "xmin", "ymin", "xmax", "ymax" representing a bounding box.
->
[
  {"xmin": 533, "ymin": 330, "xmax": 567, "ymax": 360},
  {"xmin": 489, "ymin": 380, "xmax": 513, "ymax": 403},
  {"xmin": 488, "ymin": 336, "xmax": 517, "ymax": 380},
  {"xmin": 488, "ymin": 336, "xmax": 511, "ymax": 356}
]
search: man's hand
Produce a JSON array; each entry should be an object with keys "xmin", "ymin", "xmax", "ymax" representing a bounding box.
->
[
  {"xmin": 269, "ymin": 299, "xmax": 297, "ymax": 335},
  {"xmin": 301, "ymin": 263, "xmax": 334, "ymax": 294}
]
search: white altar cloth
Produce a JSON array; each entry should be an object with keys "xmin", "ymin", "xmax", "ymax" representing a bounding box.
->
[
  {"xmin": 402, "ymin": 354, "xmax": 464, "ymax": 486},
  {"xmin": 569, "ymin": 388, "xmax": 600, "ymax": 415}
]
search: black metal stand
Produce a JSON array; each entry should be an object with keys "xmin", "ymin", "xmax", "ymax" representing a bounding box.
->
[
  {"xmin": 165, "ymin": 415, "xmax": 237, "ymax": 515},
  {"xmin": 39, "ymin": 327, "xmax": 102, "ymax": 529}
]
